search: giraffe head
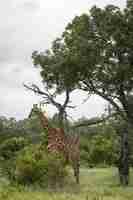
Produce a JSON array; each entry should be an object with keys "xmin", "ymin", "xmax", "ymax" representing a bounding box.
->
[
  {"xmin": 29, "ymin": 104, "xmax": 49, "ymax": 128},
  {"xmin": 29, "ymin": 104, "xmax": 47, "ymax": 118},
  {"xmin": 29, "ymin": 104, "xmax": 40, "ymax": 118}
]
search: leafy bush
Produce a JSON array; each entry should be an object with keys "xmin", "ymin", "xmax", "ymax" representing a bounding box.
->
[
  {"xmin": 0, "ymin": 137, "xmax": 28, "ymax": 180},
  {"xmin": 80, "ymin": 133, "xmax": 119, "ymax": 167},
  {"xmin": 89, "ymin": 135, "xmax": 118, "ymax": 166},
  {"xmin": 46, "ymin": 152, "xmax": 67, "ymax": 186},
  {"xmin": 13, "ymin": 145, "xmax": 68, "ymax": 187},
  {"xmin": 0, "ymin": 137, "xmax": 28, "ymax": 160},
  {"xmin": 80, "ymin": 137, "xmax": 90, "ymax": 166},
  {"xmin": 80, "ymin": 150, "xmax": 89, "ymax": 166}
]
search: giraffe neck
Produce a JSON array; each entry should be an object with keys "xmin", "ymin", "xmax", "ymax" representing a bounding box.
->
[{"xmin": 39, "ymin": 112, "xmax": 49, "ymax": 130}]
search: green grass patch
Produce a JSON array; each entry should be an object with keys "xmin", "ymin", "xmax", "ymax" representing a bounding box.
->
[{"xmin": 0, "ymin": 168, "xmax": 133, "ymax": 200}]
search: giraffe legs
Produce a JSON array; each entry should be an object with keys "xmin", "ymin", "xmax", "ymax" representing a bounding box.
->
[{"xmin": 73, "ymin": 161, "xmax": 80, "ymax": 184}]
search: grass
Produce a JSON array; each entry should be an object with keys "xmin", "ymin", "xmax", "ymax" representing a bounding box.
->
[{"xmin": 0, "ymin": 167, "xmax": 133, "ymax": 200}]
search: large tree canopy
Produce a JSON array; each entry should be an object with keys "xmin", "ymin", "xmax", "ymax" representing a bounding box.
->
[
  {"xmin": 26, "ymin": 0, "xmax": 133, "ymax": 127},
  {"xmin": 59, "ymin": 0, "xmax": 133, "ymax": 124}
]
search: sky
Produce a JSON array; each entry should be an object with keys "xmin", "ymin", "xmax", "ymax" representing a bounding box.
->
[{"xmin": 0, "ymin": 0, "xmax": 126, "ymax": 120}]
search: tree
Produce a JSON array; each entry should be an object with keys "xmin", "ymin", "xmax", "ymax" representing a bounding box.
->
[{"xmin": 52, "ymin": 0, "xmax": 133, "ymax": 185}]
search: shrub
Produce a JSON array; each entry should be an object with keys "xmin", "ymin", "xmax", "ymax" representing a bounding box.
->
[
  {"xmin": 80, "ymin": 134, "xmax": 119, "ymax": 167},
  {"xmin": 13, "ymin": 145, "xmax": 68, "ymax": 187},
  {"xmin": 46, "ymin": 153, "xmax": 67, "ymax": 186},
  {"xmin": 89, "ymin": 135, "xmax": 118, "ymax": 166},
  {"xmin": 80, "ymin": 137, "xmax": 90, "ymax": 166},
  {"xmin": 0, "ymin": 137, "xmax": 28, "ymax": 160},
  {"xmin": 80, "ymin": 150, "xmax": 90, "ymax": 166},
  {"xmin": 0, "ymin": 137, "xmax": 28, "ymax": 179}
]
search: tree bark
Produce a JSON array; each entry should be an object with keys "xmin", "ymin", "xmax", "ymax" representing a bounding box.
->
[{"xmin": 118, "ymin": 126, "xmax": 129, "ymax": 186}]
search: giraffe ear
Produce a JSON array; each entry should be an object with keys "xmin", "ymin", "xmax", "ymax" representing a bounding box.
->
[
  {"xmin": 40, "ymin": 102, "xmax": 46, "ymax": 112},
  {"xmin": 39, "ymin": 102, "xmax": 44, "ymax": 111},
  {"xmin": 28, "ymin": 111, "xmax": 32, "ymax": 118},
  {"xmin": 29, "ymin": 106, "xmax": 35, "ymax": 118}
]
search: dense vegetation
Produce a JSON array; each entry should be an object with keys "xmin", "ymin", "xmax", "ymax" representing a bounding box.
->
[
  {"xmin": 0, "ymin": 115, "xmax": 119, "ymax": 167},
  {"xmin": 0, "ymin": 114, "xmax": 133, "ymax": 174}
]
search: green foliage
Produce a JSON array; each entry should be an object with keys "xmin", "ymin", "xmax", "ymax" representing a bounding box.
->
[
  {"xmin": 0, "ymin": 137, "xmax": 29, "ymax": 180},
  {"xmin": 14, "ymin": 145, "xmax": 48, "ymax": 185},
  {"xmin": 32, "ymin": 41, "xmax": 74, "ymax": 93},
  {"xmin": 61, "ymin": 1, "xmax": 133, "ymax": 124},
  {"xmin": 80, "ymin": 137, "xmax": 90, "ymax": 166},
  {"xmin": 0, "ymin": 115, "xmax": 43, "ymax": 145},
  {"xmin": 11, "ymin": 145, "xmax": 67, "ymax": 186},
  {"xmin": 41, "ymin": 127, "xmax": 49, "ymax": 147},
  {"xmin": 45, "ymin": 152, "xmax": 68, "ymax": 186},
  {"xmin": 80, "ymin": 150, "xmax": 90, "ymax": 167},
  {"xmin": 0, "ymin": 137, "xmax": 28, "ymax": 160},
  {"xmin": 80, "ymin": 123, "xmax": 119, "ymax": 167},
  {"xmin": 89, "ymin": 135, "xmax": 118, "ymax": 166}
]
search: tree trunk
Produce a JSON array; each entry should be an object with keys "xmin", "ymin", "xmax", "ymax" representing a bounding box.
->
[
  {"xmin": 58, "ymin": 109, "xmax": 66, "ymax": 128},
  {"xmin": 58, "ymin": 113, "xmax": 64, "ymax": 127},
  {"xmin": 118, "ymin": 126, "xmax": 129, "ymax": 186}
]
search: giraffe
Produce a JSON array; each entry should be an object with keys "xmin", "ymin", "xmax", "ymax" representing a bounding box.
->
[{"xmin": 29, "ymin": 104, "xmax": 80, "ymax": 184}]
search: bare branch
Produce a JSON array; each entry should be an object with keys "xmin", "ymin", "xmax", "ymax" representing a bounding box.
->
[
  {"xmin": 24, "ymin": 83, "xmax": 75, "ymax": 123},
  {"xmin": 24, "ymin": 83, "xmax": 61, "ymax": 108},
  {"xmin": 67, "ymin": 105, "xmax": 76, "ymax": 109},
  {"xmin": 82, "ymin": 80, "xmax": 126, "ymax": 120},
  {"xmin": 81, "ymin": 95, "xmax": 91, "ymax": 104},
  {"xmin": 72, "ymin": 113, "xmax": 118, "ymax": 128}
]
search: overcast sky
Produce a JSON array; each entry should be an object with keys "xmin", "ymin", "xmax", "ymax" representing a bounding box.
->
[{"xmin": 0, "ymin": 0, "xmax": 126, "ymax": 120}]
